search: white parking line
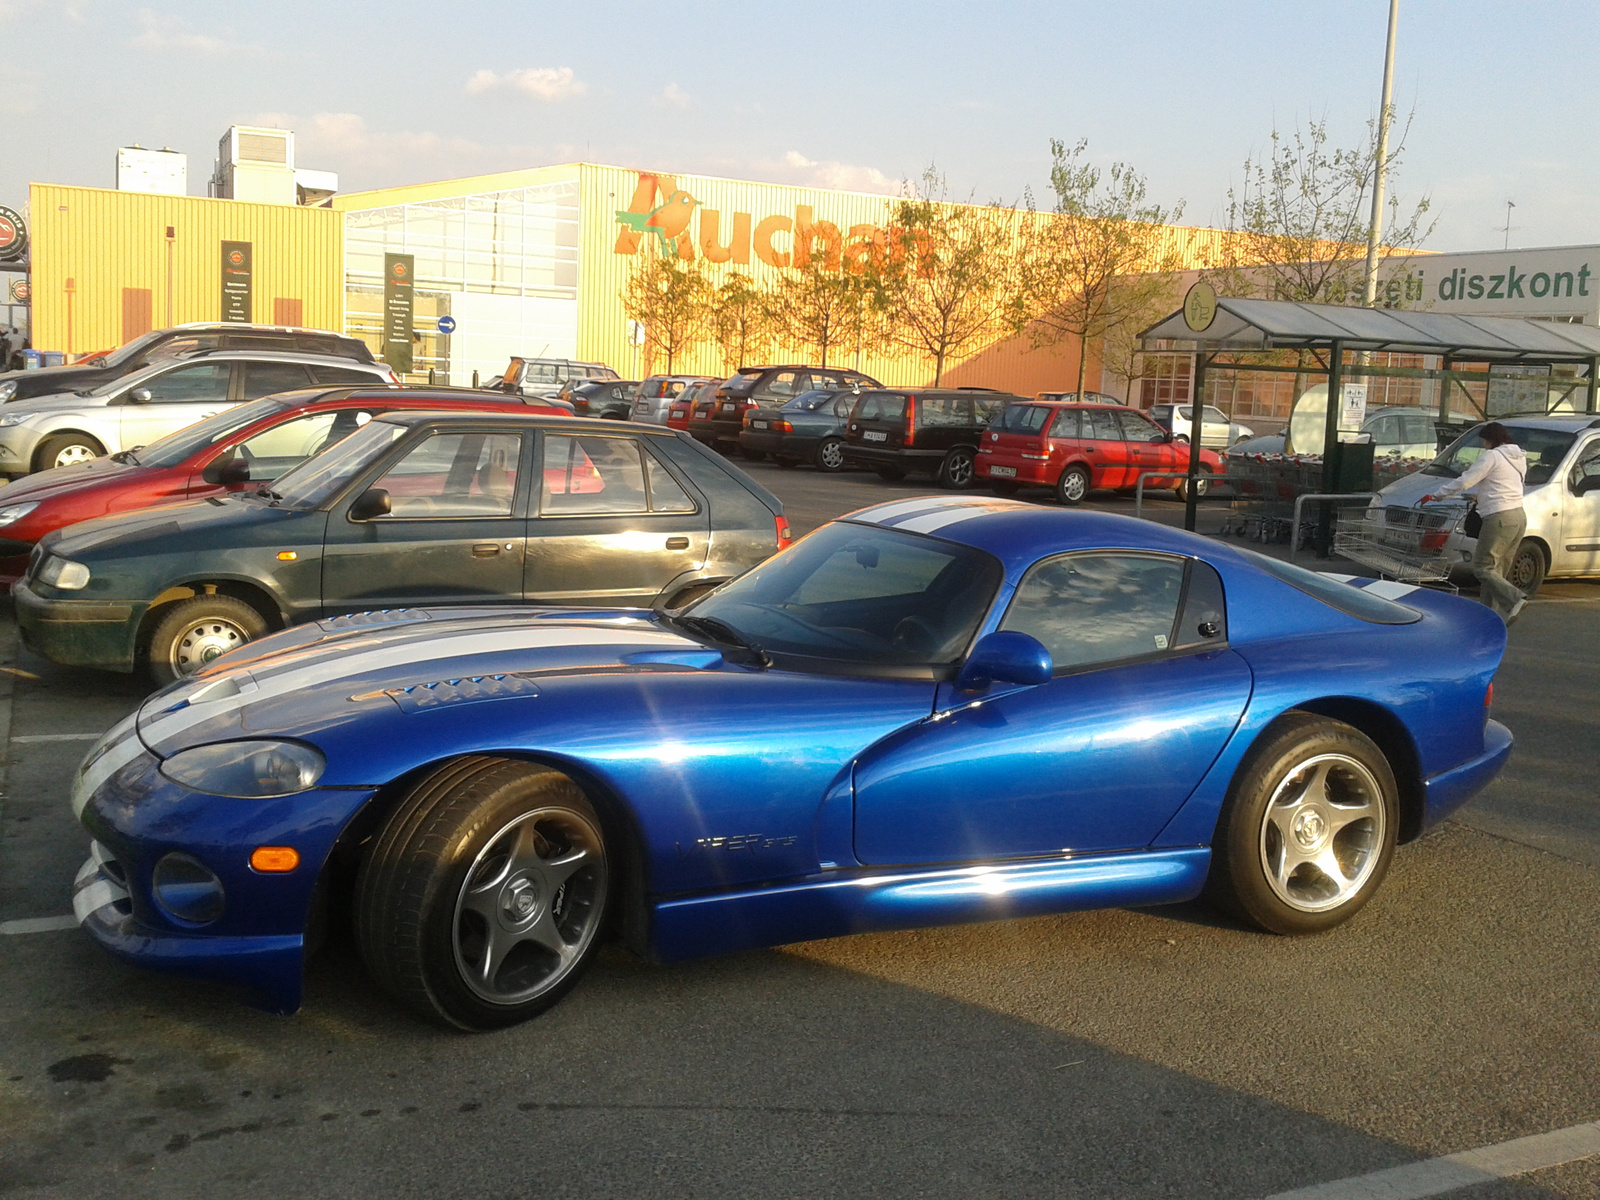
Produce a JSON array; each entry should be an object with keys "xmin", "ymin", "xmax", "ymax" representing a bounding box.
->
[
  {"xmin": 1264, "ymin": 1118, "xmax": 1600, "ymax": 1199},
  {"xmin": 0, "ymin": 915, "xmax": 79, "ymax": 935},
  {"xmin": 11, "ymin": 732, "xmax": 103, "ymax": 743}
]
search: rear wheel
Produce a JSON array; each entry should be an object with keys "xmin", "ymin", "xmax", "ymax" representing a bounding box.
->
[
  {"xmin": 1508, "ymin": 539, "xmax": 1547, "ymax": 597},
  {"xmin": 814, "ymin": 437, "xmax": 846, "ymax": 473},
  {"xmin": 1206, "ymin": 715, "xmax": 1397, "ymax": 935},
  {"xmin": 937, "ymin": 447, "xmax": 976, "ymax": 489},
  {"xmin": 145, "ymin": 594, "xmax": 269, "ymax": 685},
  {"xmin": 1054, "ymin": 464, "xmax": 1091, "ymax": 506},
  {"xmin": 356, "ymin": 759, "xmax": 610, "ymax": 1030},
  {"xmin": 875, "ymin": 465, "xmax": 907, "ymax": 482},
  {"xmin": 1176, "ymin": 476, "xmax": 1209, "ymax": 503},
  {"xmin": 35, "ymin": 432, "xmax": 106, "ymax": 473}
]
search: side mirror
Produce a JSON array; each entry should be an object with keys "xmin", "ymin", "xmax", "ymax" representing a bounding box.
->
[
  {"xmin": 201, "ymin": 456, "xmax": 251, "ymax": 486},
  {"xmin": 128, "ymin": 388, "xmax": 152, "ymax": 405},
  {"xmin": 348, "ymin": 487, "xmax": 391, "ymax": 521},
  {"xmin": 954, "ymin": 631, "xmax": 1053, "ymax": 693}
]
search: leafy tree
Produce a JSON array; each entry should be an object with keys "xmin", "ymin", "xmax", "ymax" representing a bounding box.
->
[
  {"xmin": 1020, "ymin": 139, "xmax": 1186, "ymax": 401},
  {"xmin": 867, "ymin": 168, "xmax": 1027, "ymax": 386},
  {"xmin": 621, "ymin": 253, "xmax": 712, "ymax": 375},
  {"xmin": 1098, "ymin": 270, "xmax": 1184, "ymax": 400},
  {"xmin": 764, "ymin": 263, "xmax": 867, "ymax": 369},
  {"xmin": 710, "ymin": 273, "xmax": 771, "ymax": 371}
]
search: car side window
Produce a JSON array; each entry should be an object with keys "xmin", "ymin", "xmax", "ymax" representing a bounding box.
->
[
  {"xmin": 541, "ymin": 434, "xmax": 650, "ymax": 516},
  {"xmin": 241, "ymin": 362, "xmax": 314, "ymax": 400},
  {"xmin": 971, "ymin": 396, "xmax": 1008, "ymax": 425},
  {"xmin": 313, "ymin": 365, "xmax": 383, "ymax": 386},
  {"xmin": 1570, "ymin": 441, "xmax": 1600, "ymax": 493},
  {"xmin": 999, "ymin": 552, "xmax": 1189, "ymax": 672},
  {"xmin": 1082, "ymin": 409, "xmax": 1123, "ymax": 442},
  {"xmin": 832, "ymin": 395, "xmax": 856, "ymax": 418},
  {"xmin": 139, "ymin": 363, "xmax": 233, "ymax": 404},
  {"xmin": 1050, "ymin": 409, "xmax": 1081, "ymax": 438},
  {"xmin": 917, "ymin": 395, "xmax": 971, "ymax": 427},
  {"xmin": 1117, "ymin": 411, "xmax": 1166, "ymax": 443},
  {"xmin": 1400, "ymin": 415, "xmax": 1435, "ymax": 445},
  {"xmin": 644, "ymin": 451, "xmax": 698, "ymax": 513},
  {"xmin": 765, "ymin": 371, "xmax": 801, "ymax": 398},
  {"xmin": 373, "ymin": 432, "xmax": 523, "ymax": 518}
]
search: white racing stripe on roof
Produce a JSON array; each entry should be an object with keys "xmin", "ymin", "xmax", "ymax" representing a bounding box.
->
[
  {"xmin": 895, "ymin": 508, "xmax": 1001, "ymax": 533},
  {"xmin": 849, "ymin": 496, "xmax": 973, "ymax": 525},
  {"xmin": 1361, "ymin": 579, "xmax": 1420, "ymax": 599}
]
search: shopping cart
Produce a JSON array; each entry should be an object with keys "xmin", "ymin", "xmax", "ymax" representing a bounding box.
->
[{"xmin": 1333, "ymin": 499, "xmax": 1471, "ymax": 585}]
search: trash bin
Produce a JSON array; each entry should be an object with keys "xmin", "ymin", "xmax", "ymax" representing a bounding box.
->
[
  {"xmin": 20, "ymin": 349, "xmax": 41, "ymax": 370},
  {"xmin": 1328, "ymin": 438, "xmax": 1376, "ymax": 493},
  {"xmin": 40, "ymin": 351, "xmax": 65, "ymax": 368}
]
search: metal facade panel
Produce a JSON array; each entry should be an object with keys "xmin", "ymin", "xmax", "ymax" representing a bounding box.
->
[{"xmin": 28, "ymin": 183, "xmax": 343, "ymax": 355}]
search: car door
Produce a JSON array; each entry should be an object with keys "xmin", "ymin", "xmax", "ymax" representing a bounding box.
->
[
  {"xmin": 116, "ymin": 361, "xmax": 237, "ymax": 451},
  {"xmin": 1115, "ymin": 409, "xmax": 1170, "ymax": 487},
  {"xmin": 853, "ymin": 552, "xmax": 1252, "ymax": 864},
  {"xmin": 1079, "ymin": 406, "xmax": 1132, "ymax": 487},
  {"xmin": 1559, "ymin": 436, "xmax": 1600, "ymax": 574},
  {"xmin": 524, "ymin": 431, "xmax": 710, "ymax": 606},
  {"xmin": 320, "ymin": 427, "xmax": 530, "ymax": 611}
]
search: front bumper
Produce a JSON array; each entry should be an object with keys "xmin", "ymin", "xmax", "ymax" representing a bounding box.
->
[
  {"xmin": 0, "ymin": 428, "xmax": 41, "ymax": 474},
  {"xmin": 73, "ymin": 743, "xmax": 379, "ymax": 1013},
  {"xmin": 13, "ymin": 579, "xmax": 142, "ymax": 671}
]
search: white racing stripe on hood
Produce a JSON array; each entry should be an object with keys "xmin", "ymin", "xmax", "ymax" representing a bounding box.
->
[
  {"xmin": 1361, "ymin": 578, "xmax": 1420, "ymax": 599},
  {"xmin": 71, "ymin": 713, "xmax": 142, "ymax": 819},
  {"xmin": 138, "ymin": 623, "xmax": 684, "ymax": 752}
]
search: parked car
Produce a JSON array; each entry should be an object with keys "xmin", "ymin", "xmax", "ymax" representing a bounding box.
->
[
  {"xmin": 978, "ymin": 400, "xmax": 1224, "ymax": 504},
  {"xmin": 1361, "ymin": 415, "xmax": 1600, "ymax": 595},
  {"xmin": 66, "ymin": 495, "xmax": 1511, "ymax": 1027},
  {"xmin": 708, "ymin": 366, "xmax": 881, "ymax": 450},
  {"xmin": 0, "ymin": 387, "xmax": 568, "ymax": 590},
  {"xmin": 631, "ymin": 375, "xmax": 715, "ymax": 426},
  {"xmin": 737, "ymin": 388, "xmax": 858, "ymax": 471},
  {"xmin": 560, "ymin": 379, "xmax": 638, "ymax": 420},
  {"xmin": 666, "ymin": 380, "xmax": 717, "ymax": 432},
  {"xmin": 1148, "ymin": 403, "xmax": 1255, "ymax": 447},
  {"xmin": 487, "ymin": 358, "xmax": 618, "ymax": 398},
  {"xmin": 1038, "ymin": 391, "xmax": 1123, "ymax": 405},
  {"xmin": 15, "ymin": 412, "xmax": 789, "ymax": 682},
  {"xmin": 0, "ymin": 350, "xmax": 393, "ymax": 477},
  {"xmin": 843, "ymin": 388, "xmax": 1023, "ymax": 487},
  {"xmin": 0, "ymin": 323, "xmax": 379, "ymax": 405}
]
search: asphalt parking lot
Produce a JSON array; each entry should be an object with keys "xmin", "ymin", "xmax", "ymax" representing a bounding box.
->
[{"xmin": 2, "ymin": 463, "xmax": 1598, "ymax": 1199}]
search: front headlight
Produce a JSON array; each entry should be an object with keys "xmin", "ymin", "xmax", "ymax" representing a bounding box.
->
[
  {"xmin": 0, "ymin": 413, "xmax": 31, "ymax": 428},
  {"xmin": 0, "ymin": 381, "xmax": 17, "ymax": 402},
  {"xmin": 37, "ymin": 555, "xmax": 90, "ymax": 590},
  {"xmin": 0, "ymin": 501, "xmax": 39, "ymax": 526},
  {"xmin": 159, "ymin": 739, "xmax": 326, "ymax": 798}
]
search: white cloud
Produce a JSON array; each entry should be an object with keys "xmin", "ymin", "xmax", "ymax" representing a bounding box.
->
[
  {"xmin": 132, "ymin": 8, "xmax": 253, "ymax": 55},
  {"xmin": 764, "ymin": 150, "xmax": 900, "ymax": 194},
  {"xmin": 465, "ymin": 67, "xmax": 586, "ymax": 102},
  {"xmin": 654, "ymin": 82, "xmax": 690, "ymax": 109}
]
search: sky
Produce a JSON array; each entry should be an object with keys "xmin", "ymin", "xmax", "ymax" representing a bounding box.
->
[{"xmin": 2, "ymin": 0, "xmax": 1597, "ymax": 253}]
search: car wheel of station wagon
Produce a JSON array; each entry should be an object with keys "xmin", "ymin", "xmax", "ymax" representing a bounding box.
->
[
  {"xmin": 1055, "ymin": 464, "xmax": 1091, "ymax": 506},
  {"xmin": 35, "ymin": 433, "xmax": 106, "ymax": 473},
  {"xmin": 1176, "ymin": 477, "xmax": 1208, "ymax": 503},
  {"xmin": 1509, "ymin": 539, "xmax": 1547, "ymax": 597},
  {"xmin": 815, "ymin": 437, "xmax": 846, "ymax": 472},
  {"xmin": 146, "ymin": 595, "xmax": 269, "ymax": 685},
  {"xmin": 356, "ymin": 759, "xmax": 610, "ymax": 1030},
  {"xmin": 938, "ymin": 448, "xmax": 976, "ymax": 489},
  {"xmin": 1207, "ymin": 714, "xmax": 1398, "ymax": 936}
]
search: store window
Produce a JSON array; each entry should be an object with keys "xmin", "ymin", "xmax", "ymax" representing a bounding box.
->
[{"xmin": 1139, "ymin": 354, "xmax": 1192, "ymax": 408}]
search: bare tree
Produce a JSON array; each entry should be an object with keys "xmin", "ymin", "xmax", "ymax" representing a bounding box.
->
[
  {"xmin": 867, "ymin": 168, "xmax": 1028, "ymax": 385},
  {"xmin": 621, "ymin": 254, "xmax": 712, "ymax": 375},
  {"xmin": 1098, "ymin": 270, "xmax": 1184, "ymax": 400},
  {"xmin": 1020, "ymin": 139, "xmax": 1186, "ymax": 400},
  {"xmin": 764, "ymin": 264, "xmax": 867, "ymax": 368},
  {"xmin": 710, "ymin": 273, "xmax": 771, "ymax": 371}
]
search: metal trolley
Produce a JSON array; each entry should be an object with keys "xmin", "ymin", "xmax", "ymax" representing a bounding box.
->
[{"xmin": 1333, "ymin": 499, "xmax": 1471, "ymax": 586}]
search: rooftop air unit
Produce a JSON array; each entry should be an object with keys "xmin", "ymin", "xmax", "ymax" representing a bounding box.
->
[
  {"xmin": 210, "ymin": 126, "xmax": 295, "ymax": 205},
  {"xmin": 116, "ymin": 146, "xmax": 188, "ymax": 196}
]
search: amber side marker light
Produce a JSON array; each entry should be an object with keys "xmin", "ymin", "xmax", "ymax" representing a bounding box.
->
[
  {"xmin": 277, "ymin": 551, "xmax": 297, "ymax": 561},
  {"xmin": 250, "ymin": 846, "xmax": 300, "ymax": 873}
]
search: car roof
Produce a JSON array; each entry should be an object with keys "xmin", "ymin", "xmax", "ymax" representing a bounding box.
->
[
  {"xmin": 1491, "ymin": 414, "xmax": 1600, "ymax": 430},
  {"xmin": 162, "ymin": 323, "xmax": 358, "ymax": 337},
  {"xmin": 370, "ymin": 409, "xmax": 687, "ymax": 436},
  {"xmin": 164, "ymin": 349, "xmax": 382, "ymax": 366}
]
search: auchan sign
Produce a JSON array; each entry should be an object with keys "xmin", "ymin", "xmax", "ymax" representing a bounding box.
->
[{"xmin": 613, "ymin": 173, "xmax": 893, "ymax": 271}]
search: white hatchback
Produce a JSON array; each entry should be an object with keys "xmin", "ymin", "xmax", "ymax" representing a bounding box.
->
[{"xmin": 0, "ymin": 351, "xmax": 392, "ymax": 477}]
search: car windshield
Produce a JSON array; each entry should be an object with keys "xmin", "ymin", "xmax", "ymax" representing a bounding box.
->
[
  {"xmin": 86, "ymin": 357, "xmax": 179, "ymax": 397},
  {"xmin": 1422, "ymin": 424, "xmax": 1578, "ymax": 486},
  {"xmin": 782, "ymin": 390, "xmax": 836, "ymax": 412},
  {"xmin": 130, "ymin": 398, "xmax": 289, "ymax": 468},
  {"xmin": 685, "ymin": 521, "xmax": 1003, "ymax": 669},
  {"xmin": 98, "ymin": 329, "xmax": 170, "ymax": 370},
  {"xmin": 267, "ymin": 419, "xmax": 408, "ymax": 507}
]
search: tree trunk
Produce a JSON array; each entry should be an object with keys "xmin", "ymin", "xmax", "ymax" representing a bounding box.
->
[
  {"xmin": 933, "ymin": 347, "xmax": 945, "ymax": 387},
  {"xmin": 1075, "ymin": 332, "xmax": 1089, "ymax": 400}
]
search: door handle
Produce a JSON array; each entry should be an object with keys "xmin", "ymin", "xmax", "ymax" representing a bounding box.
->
[
  {"xmin": 472, "ymin": 543, "xmax": 501, "ymax": 557},
  {"xmin": 665, "ymin": 536, "xmax": 690, "ymax": 550}
]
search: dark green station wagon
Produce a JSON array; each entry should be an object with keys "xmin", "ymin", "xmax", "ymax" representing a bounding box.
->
[{"xmin": 15, "ymin": 412, "xmax": 790, "ymax": 681}]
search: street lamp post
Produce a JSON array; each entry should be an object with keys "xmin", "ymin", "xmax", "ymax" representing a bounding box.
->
[{"xmin": 1361, "ymin": 0, "xmax": 1400, "ymax": 307}]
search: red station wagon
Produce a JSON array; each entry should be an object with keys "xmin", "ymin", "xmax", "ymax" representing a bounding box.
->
[
  {"xmin": 0, "ymin": 387, "xmax": 566, "ymax": 590},
  {"xmin": 975, "ymin": 401, "xmax": 1224, "ymax": 505}
]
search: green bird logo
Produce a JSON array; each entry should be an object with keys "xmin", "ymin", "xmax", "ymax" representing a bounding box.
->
[{"xmin": 616, "ymin": 189, "xmax": 698, "ymax": 256}]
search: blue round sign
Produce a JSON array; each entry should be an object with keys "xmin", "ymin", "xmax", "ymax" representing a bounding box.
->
[{"xmin": 437, "ymin": 315, "xmax": 456, "ymax": 334}]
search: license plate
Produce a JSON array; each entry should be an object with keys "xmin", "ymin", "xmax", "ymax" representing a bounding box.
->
[
  {"xmin": 751, "ymin": 421, "xmax": 768, "ymax": 430},
  {"xmin": 989, "ymin": 465, "xmax": 1017, "ymax": 477},
  {"xmin": 693, "ymin": 412, "xmax": 709, "ymax": 420},
  {"xmin": 863, "ymin": 430, "xmax": 888, "ymax": 442}
]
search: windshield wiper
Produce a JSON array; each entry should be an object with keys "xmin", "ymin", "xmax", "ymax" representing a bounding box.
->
[
  {"xmin": 658, "ymin": 611, "xmax": 771, "ymax": 667},
  {"xmin": 110, "ymin": 448, "xmax": 140, "ymax": 465},
  {"xmin": 253, "ymin": 485, "xmax": 283, "ymax": 502}
]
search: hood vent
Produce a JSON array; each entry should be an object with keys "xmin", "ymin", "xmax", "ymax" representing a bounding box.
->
[
  {"xmin": 364, "ymin": 673, "xmax": 542, "ymax": 713},
  {"xmin": 319, "ymin": 609, "xmax": 433, "ymax": 631}
]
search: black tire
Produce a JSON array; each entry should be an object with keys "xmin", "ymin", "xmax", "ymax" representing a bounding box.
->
[
  {"xmin": 1508, "ymin": 539, "xmax": 1547, "ymax": 598},
  {"xmin": 1176, "ymin": 476, "xmax": 1209, "ymax": 503},
  {"xmin": 989, "ymin": 480, "xmax": 1019, "ymax": 496},
  {"xmin": 1054, "ymin": 464, "xmax": 1091, "ymax": 506},
  {"xmin": 937, "ymin": 447, "xmax": 977, "ymax": 490},
  {"xmin": 145, "ymin": 594, "xmax": 269, "ymax": 685},
  {"xmin": 34, "ymin": 432, "xmax": 107, "ymax": 473},
  {"xmin": 1205, "ymin": 714, "xmax": 1398, "ymax": 936},
  {"xmin": 875, "ymin": 465, "xmax": 907, "ymax": 482},
  {"xmin": 355, "ymin": 758, "xmax": 610, "ymax": 1031},
  {"xmin": 814, "ymin": 437, "xmax": 846, "ymax": 473}
]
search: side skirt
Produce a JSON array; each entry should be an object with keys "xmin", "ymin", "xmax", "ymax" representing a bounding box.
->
[{"xmin": 650, "ymin": 847, "xmax": 1211, "ymax": 963}]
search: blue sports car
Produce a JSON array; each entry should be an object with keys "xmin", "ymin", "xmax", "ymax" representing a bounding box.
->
[{"xmin": 70, "ymin": 497, "xmax": 1512, "ymax": 1030}]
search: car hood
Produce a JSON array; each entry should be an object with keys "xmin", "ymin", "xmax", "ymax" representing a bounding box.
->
[
  {"xmin": 132, "ymin": 607, "xmax": 741, "ymax": 762},
  {"xmin": 0, "ymin": 391, "xmax": 107, "ymax": 416},
  {"xmin": 41, "ymin": 492, "xmax": 287, "ymax": 557},
  {"xmin": 0, "ymin": 455, "xmax": 145, "ymax": 504}
]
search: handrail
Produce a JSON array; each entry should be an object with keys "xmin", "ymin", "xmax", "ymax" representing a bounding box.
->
[
  {"xmin": 1132, "ymin": 471, "xmax": 1231, "ymax": 521},
  {"xmin": 1287, "ymin": 492, "xmax": 1380, "ymax": 563}
]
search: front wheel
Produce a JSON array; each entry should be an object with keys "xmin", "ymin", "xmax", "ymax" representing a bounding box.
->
[
  {"xmin": 35, "ymin": 432, "xmax": 107, "ymax": 473},
  {"xmin": 1206, "ymin": 715, "xmax": 1398, "ymax": 935},
  {"xmin": 1508, "ymin": 539, "xmax": 1547, "ymax": 597},
  {"xmin": 145, "ymin": 595, "xmax": 269, "ymax": 685},
  {"xmin": 814, "ymin": 437, "xmax": 846, "ymax": 473},
  {"xmin": 356, "ymin": 760, "xmax": 610, "ymax": 1030},
  {"xmin": 937, "ymin": 447, "xmax": 976, "ymax": 489}
]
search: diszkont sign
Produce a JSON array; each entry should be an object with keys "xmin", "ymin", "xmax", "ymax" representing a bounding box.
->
[{"xmin": 1381, "ymin": 246, "xmax": 1600, "ymax": 320}]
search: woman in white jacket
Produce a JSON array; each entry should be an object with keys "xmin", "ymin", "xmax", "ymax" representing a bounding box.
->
[{"xmin": 1422, "ymin": 421, "xmax": 1529, "ymax": 624}]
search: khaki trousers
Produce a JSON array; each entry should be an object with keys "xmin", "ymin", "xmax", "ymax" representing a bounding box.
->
[{"xmin": 1472, "ymin": 508, "xmax": 1527, "ymax": 618}]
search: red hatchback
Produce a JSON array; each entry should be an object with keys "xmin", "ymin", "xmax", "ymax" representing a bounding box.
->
[
  {"xmin": 975, "ymin": 401, "xmax": 1224, "ymax": 505},
  {"xmin": 0, "ymin": 387, "xmax": 564, "ymax": 590}
]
